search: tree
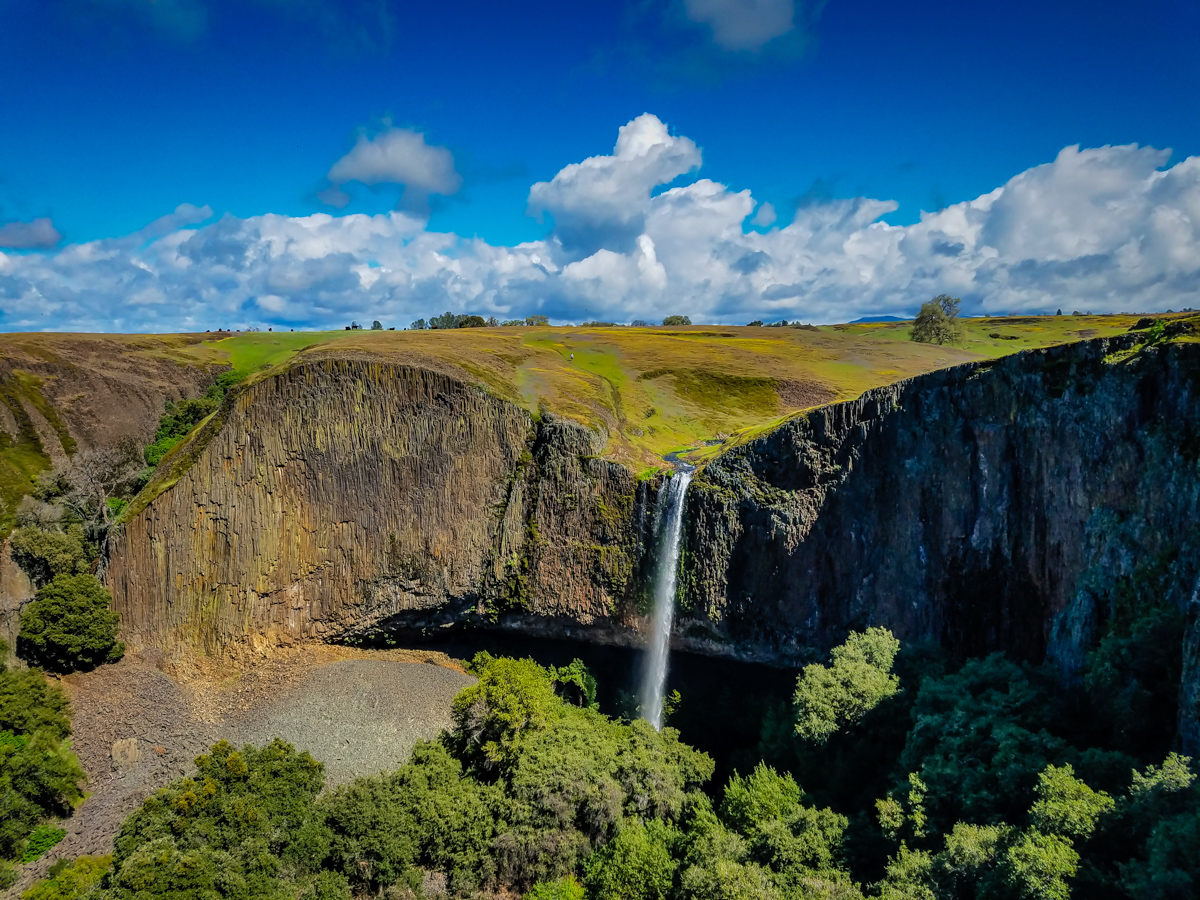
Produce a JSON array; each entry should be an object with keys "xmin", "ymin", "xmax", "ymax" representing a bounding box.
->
[
  {"xmin": 794, "ymin": 627, "xmax": 900, "ymax": 743},
  {"xmin": 525, "ymin": 315, "xmax": 550, "ymax": 326},
  {"xmin": 410, "ymin": 318, "xmax": 427, "ymax": 330},
  {"xmin": 371, "ymin": 320, "xmax": 383, "ymax": 330},
  {"xmin": 909, "ymin": 295, "xmax": 964, "ymax": 345},
  {"xmin": 631, "ymin": 319, "xmax": 648, "ymax": 327},
  {"xmin": 61, "ymin": 440, "xmax": 143, "ymax": 535},
  {"xmin": 456, "ymin": 315, "xmax": 486, "ymax": 328},
  {"xmin": 449, "ymin": 654, "xmax": 559, "ymax": 771},
  {"xmin": 429, "ymin": 311, "xmax": 460, "ymax": 329},
  {"xmin": 9, "ymin": 525, "xmax": 92, "ymax": 587},
  {"xmin": 18, "ymin": 574, "xmax": 124, "ymax": 673},
  {"xmin": 663, "ymin": 315, "xmax": 692, "ymax": 326}
]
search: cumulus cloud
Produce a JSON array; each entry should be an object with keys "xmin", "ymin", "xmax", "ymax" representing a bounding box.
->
[
  {"xmin": 0, "ymin": 217, "xmax": 62, "ymax": 250},
  {"xmin": 683, "ymin": 0, "xmax": 795, "ymax": 51},
  {"xmin": 527, "ymin": 113, "xmax": 700, "ymax": 257},
  {"xmin": 752, "ymin": 201, "xmax": 777, "ymax": 227},
  {"xmin": 3, "ymin": 117, "xmax": 1199, "ymax": 332},
  {"xmin": 325, "ymin": 127, "xmax": 462, "ymax": 216}
]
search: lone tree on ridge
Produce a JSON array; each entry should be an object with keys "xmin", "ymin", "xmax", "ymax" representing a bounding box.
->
[{"xmin": 910, "ymin": 294, "xmax": 965, "ymax": 345}]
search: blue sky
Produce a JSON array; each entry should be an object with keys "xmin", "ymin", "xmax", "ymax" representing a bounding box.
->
[{"xmin": 1, "ymin": 0, "xmax": 1199, "ymax": 330}]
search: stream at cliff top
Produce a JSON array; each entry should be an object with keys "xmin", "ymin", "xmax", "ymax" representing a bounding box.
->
[{"xmin": 638, "ymin": 467, "xmax": 693, "ymax": 729}]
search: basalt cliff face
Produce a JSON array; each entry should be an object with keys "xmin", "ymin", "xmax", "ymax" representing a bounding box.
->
[
  {"xmin": 106, "ymin": 359, "xmax": 654, "ymax": 655},
  {"xmin": 680, "ymin": 335, "xmax": 1200, "ymax": 750},
  {"xmin": 105, "ymin": 337, "xmax": 1200, "ymax": 747}
]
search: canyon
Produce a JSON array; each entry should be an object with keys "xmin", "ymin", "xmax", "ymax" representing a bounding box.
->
[
  {"xmin": 81, "ymin": 327, "xmax": 1200, "ymax": 752},
  {"xmin": 1, "ymin": 320, "xmax": 1196, "ymax": 753}
]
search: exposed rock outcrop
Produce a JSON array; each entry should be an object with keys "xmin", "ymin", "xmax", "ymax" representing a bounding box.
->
[
  {"xmin": 106, "ymin": 359, "xmax": 653, "ymax": 655},
  {"xmin": 681, "ymin": 335, "xmax": 1200, "ymax": 749},
  {"xmin": 104, "ymin": 336, "xmax": 1200, "ymax": 749}
]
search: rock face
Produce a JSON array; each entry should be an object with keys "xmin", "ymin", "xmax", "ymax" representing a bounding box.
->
[
  {"xmin": 105, "ymin": 337, "xmax": 1200, "ymax": 748},
  {"xmin": 680, "ymin": 335, "xmax": 1200, "ymax": 750},
  {"xmin": 106, "ymin": 359, "xmax": 653, "ymax": 655}
]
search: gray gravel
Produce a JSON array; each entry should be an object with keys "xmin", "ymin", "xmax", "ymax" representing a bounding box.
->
[
  {"xmin": 3, "ymin": 653, "xmax": 474, "ymax": 898},
  {"xmin": 227, "ymin": 659, "xmax": 474, "ymax": 786}
]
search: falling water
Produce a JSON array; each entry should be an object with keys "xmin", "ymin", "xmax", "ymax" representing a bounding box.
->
[{"xmin": 639, "ymin": 468, "xmax": 693, "ymax": 729}]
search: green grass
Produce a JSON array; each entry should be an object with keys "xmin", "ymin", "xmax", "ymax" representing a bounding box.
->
[
  {"xmin": 0, "ymin": 372, "xmax": 62, "ymax": 535},
  {"xmin": 0, "ymin": 314, "xmax": 1183, "ymax": 524}
]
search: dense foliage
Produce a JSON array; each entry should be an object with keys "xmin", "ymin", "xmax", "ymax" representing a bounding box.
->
[
  {"xmin": 0, "ymin": 641, "xmax": 86, "ymax": 887},
  {"xmin": 18, "ymin": 574, "xmax": 123, "ymax": 673},
  {"xmin": 23, "ymin": 623, "xmax": 1200, "ymax": 900},
  {"xmin": 143, "ymin": 371, "xmax": 242, "ymax": 467}
]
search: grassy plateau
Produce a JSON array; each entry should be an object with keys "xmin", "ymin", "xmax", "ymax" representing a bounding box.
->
[{"xmin": 0, "ymin": 313, "xmax": 1176, "ymax": 527}]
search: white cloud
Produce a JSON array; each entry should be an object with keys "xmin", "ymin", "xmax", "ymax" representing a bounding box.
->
[
  {"xmin": 325, "ymin": 127, "xmax": 462, "ymax": 216},
  {"xmin": 683, "ymin": 0, "xmax": 795, "ymax": 51},
  {"xmin": 752, "ymin": 201, "xmax": 776, "ymax": 227},
  {"xmin": 527, "ymin": 113, "xmax": 701, "ymax": 257},
  {"xmin": 0, "ymin": 217, "xmax": 61, "ymax": 249},
  {"xmin": 3, "ymin": 117, "xmax": 1199, "ymax": 333}
]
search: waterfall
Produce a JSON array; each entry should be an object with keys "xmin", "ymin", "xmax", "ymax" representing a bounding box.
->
[{"xmin": 639, "ymin": 468, "xmax": 692, "ymax": 729}]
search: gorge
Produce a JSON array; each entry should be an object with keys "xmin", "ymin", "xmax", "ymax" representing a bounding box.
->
[{"xmin": 85, "ymin": 324, "xmax": 1200, "ymax": 753}]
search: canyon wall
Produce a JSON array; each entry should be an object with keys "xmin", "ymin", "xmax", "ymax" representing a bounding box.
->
[
  {"xmin": 105, "ymin": 336, "xmax": 1200, "ymax": 746},
  {"xmin": 680, "ymin": 334, "xmax": 1200, "ymax": 749},
  {"xmin": 106, "ymin": 359, "xmax": 653, "ymax": 655}
]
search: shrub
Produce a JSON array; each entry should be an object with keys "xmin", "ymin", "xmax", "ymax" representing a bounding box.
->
[
  {"xmin": 18, "ymin": 575, "xmax": 123, "ymax": 673},
  {"xmin": 22, "ymin": 855, "xmax": 112, "ymax": 900},
  {"xmin": 524, "ymin": 874, "xmax": 585, "ymax": 900},
  {"xmin": 9, "ymin": 525, "xmax": 92, "ymax": 588},
  {"xmin": 20, "ymin": 824, "xmax": 65, "ymax": 862},
  {"xmin": 144, "ymin": 396, "xmax": 219, "ymax": 466}
]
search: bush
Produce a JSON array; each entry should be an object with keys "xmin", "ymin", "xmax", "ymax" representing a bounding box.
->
[
  {"xmin": 18, "ymin": 575, "xmax": 123, "ymax": 673},
  {"xmin": 22, "ymin": 855, "xmax": 112, "ymax": 900},
  {"xmin": 20, "ymin": 824, "xmax": 65, "ymax": 862},
  {"xmin": 144, "ymin": 396, "xmax": 219, "ymax": 466},
  {"xmin": 524, "ymin": 874, "xmax": 585, "ymax": 900},
  {"xmin": 9, "ymin": 525, "xmax": 92, "ymax": 588}
]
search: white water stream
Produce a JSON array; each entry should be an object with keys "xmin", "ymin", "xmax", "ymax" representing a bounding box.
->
[{"xmin": 639, "ymin": 469, "xmax": 692, "ymax": 729}]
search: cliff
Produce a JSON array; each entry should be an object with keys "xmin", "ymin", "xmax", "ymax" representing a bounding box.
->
[
  {"xmin": 106, "ymin": 359, "xmax": 654, "ymax": 655},
  {"xmin": 103, "ymin": 330, "xmax": 1200, "ymax": 748},
  {"xmin": 680, "ymin": 332, "xmax": 1200, "ymax": 749}
]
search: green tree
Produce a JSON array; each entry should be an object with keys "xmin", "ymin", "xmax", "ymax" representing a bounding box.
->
[
  {"xmin": 22, "ymin": 855, "xmax": 111, "ymax": 900},
  {"xmin": 8, "ymin": 525, "xmax": 92, "ymax": 588},
  {"xmin": 663, "ymin": 315, "xmax": 692, "ymax": 326},
  {"xmin": 909, "ymin": 295, "xmax": 964, "ymax": 345},
  {"xmin": 794, "ymin": 627, "xmax": 900, "ymax": 743},
  {"xmin": 450, "ymin": 654, "xmax": 560, "ymax": 772},
  {"xmin": 583, "ymin": 819, "xmax": 678, "ymax": 900},
  {"xmin": 525, "ymin": 315, "xmax": 550, "ymax": 326},
  {"xmin": 18, "ymin": 575, "xmax": 123, "ymax": 673},
  {"xmin": 371, "ymin": 320, "xmax": 383, "ymax": 330}
]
